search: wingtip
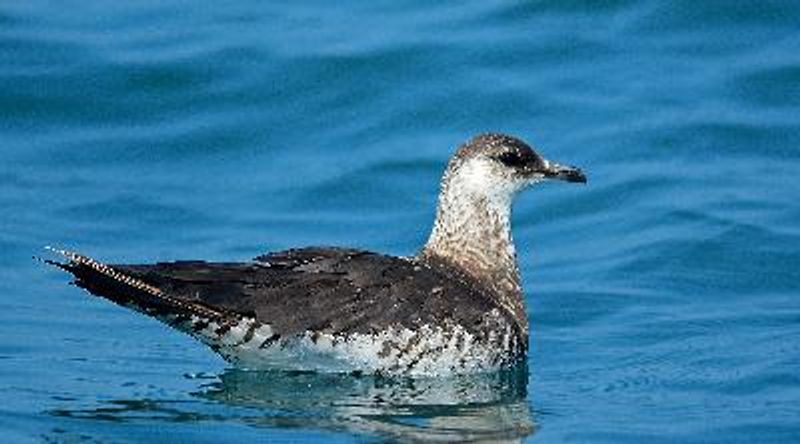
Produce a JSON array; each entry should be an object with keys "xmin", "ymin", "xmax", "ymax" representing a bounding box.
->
[
  {"xmin": 45, "ymin": 245, "xmax": 68, "ymax": 256},
  {"xmin": 43, "ymin": 245, "xmax": 84, "ymax": 262},
  {"xmin": 40, "ymin": 246, "xmax": 89, "ymax": 273},
  {"xmin": 36, "ymin": 253, "xmax": 71, "ymax": 272}
]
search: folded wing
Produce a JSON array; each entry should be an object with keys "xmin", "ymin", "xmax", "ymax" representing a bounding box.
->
[{"xmin": 51, "ymin": 247, "xmax": 499, "ymax": 339}]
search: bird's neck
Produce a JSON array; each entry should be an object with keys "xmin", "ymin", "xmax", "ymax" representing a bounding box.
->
[{"xmin": 419, "ymin": 178, "xmax": 528, "ymax": 336}]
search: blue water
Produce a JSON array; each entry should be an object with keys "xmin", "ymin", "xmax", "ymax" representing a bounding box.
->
[{"xmin": 2, "ymin": 0, "xmax": 799, "ymax": 442}]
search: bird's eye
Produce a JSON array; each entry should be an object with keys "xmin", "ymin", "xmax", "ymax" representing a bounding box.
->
[{"xmin": 496, "ymin": 151, "xmax": 526, "ymax": 168}]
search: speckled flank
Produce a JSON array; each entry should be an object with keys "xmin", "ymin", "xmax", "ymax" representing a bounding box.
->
[{"xmin": 164, "ymin": 310, "xmax": 522, "ymax": 376}]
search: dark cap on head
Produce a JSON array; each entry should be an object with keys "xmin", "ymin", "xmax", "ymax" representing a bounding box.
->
[{"xmin": 455, "ymin": 133, "xmax": 587, "ymax": 184}]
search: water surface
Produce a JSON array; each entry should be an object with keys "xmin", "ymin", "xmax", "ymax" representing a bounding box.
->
[{"xmin": 2, "ymin": 0, "xmax": 799, "ymax": 442}]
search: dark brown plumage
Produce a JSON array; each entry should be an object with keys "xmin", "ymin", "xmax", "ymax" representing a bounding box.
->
[{"xmin": 65, "ymin": 247, "xmax": 519, "ymax": 340}]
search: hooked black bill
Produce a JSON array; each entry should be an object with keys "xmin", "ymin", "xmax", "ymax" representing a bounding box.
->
[
  {"xmin": 487, "ymin": 137, "xmax": 587, "ymax": 184},
  {"xmin": 542, "ymin": 162, "xmax": 587, "ymax": 183}
]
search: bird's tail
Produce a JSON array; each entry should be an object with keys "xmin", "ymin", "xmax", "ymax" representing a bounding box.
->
[
  {"xmin": 42, "ymin": 247, "xmax": 228, "ymax": 322},
  {"xmin": 43, "ymin": 247, "xmax": 267, "ymax": 364}
]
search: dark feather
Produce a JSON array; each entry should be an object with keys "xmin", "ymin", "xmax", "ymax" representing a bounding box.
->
[{"xmin": 53, "ymin": 247, "xmax": 520, "ymax": 342}]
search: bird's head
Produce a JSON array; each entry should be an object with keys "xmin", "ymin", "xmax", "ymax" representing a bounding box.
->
[{"xmin": 444, "ymin": 133, "xmax": 586, "ymax": 203}]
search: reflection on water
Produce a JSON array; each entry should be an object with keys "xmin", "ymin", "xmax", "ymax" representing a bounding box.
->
[
  {"xmin": 49, "ymin": 365, "xmax": 535, "ymax": 442},
  {"xmin": 203, "ymin": 366, "xmax": 535, "ymax": 442}
]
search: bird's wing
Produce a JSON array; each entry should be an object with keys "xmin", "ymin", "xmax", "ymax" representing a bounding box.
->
[{"xmin": 49, "ymin": 247, "xmax": 498, "ymax": 338}]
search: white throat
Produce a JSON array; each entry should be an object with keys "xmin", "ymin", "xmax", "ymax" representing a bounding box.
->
[
  {"xmin": 425, "ymin": 159, "xmax": 516, "ymax": 255},
  {"xmin": 420, "ymin": 158, "xmax": 528, "ymax": 335}
]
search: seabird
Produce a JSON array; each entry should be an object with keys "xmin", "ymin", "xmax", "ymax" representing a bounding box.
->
[{"xmin": 47, "ymin": 133, "xmax": 586, "ymax": 376}]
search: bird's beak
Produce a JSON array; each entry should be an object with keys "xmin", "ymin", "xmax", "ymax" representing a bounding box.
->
[{"xmin": 543, "ymin": 161, "xmax": 587, "ymax": 183}]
